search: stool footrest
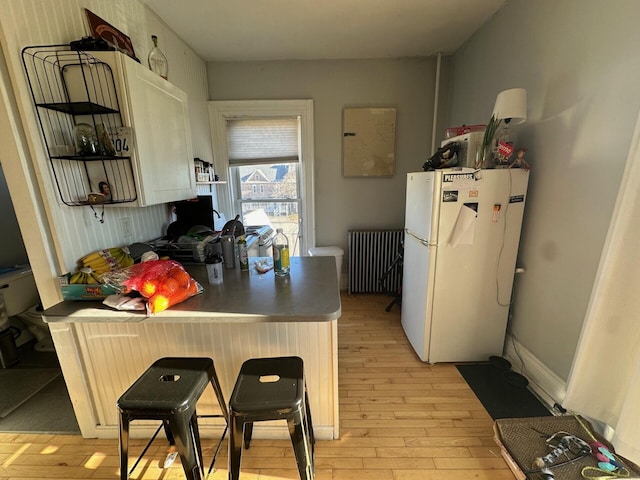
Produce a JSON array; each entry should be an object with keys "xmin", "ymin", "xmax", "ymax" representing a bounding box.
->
[
  {"xmin": 207, "ymin": 424, "xmax": 229, "ymax": 476},
  {"xmin": 128, "ymin": 423, "xmax": 165, "ymax": 476}
]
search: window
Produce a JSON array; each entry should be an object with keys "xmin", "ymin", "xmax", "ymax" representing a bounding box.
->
[{"xmin": 209, "ymin": 100, "xmax": 315, "ymax": 256}]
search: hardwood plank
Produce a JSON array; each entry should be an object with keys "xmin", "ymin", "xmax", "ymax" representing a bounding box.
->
[
  {"xmin": 365, "ymin": 457, "xmax": 437, "ymax": 469},
  {"xmin": 0, "ymin": 293, "xmax": 515, "ymax": 480},
  {"xmin": 393, "ymin": 469, "xmax": 517, "ymax": 479},
  {"xmin": 404, "ymin": 436, "xmax": 485, "ymax": 447},
  {"xmin": 375, "ymin": 446, "xmax": 472, "ymax": 458},
  {"xmin": 340, "ymin": 419, "xmax": 455, "ymax": 428},
  {"xmin": 433, "ymin": 457, "xmax": 512, "ymax": 469},
  {"xmin": 333, "ymin": 468, "xmax": 394, "ymax": 480}
]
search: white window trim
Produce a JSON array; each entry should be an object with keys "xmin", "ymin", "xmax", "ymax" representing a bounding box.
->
[{"xmin": 208, "ymin": 99, "xmax": 316, "ymax": 252}]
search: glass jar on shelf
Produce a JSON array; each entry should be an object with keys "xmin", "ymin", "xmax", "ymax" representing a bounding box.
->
[{"xmin": 73, "ymin": 123, "xmax": 99, "ymax": 156}]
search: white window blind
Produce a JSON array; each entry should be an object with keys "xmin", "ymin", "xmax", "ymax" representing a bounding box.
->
[{"xmin": 226, "ymin": 118, "xmax": 299, "ymax": 165}]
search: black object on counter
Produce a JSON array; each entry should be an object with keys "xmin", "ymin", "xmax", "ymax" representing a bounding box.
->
[
  {"xmin": 127, "ymin": 242, "xmax": 154, "ymax": 262},
  {"xmin": 166, "ymin": 220, "xmax": 190, "ymax": 240},
  {"xmin": 221, "ymin": 214, "xmax": 245, "ymax": 237}
]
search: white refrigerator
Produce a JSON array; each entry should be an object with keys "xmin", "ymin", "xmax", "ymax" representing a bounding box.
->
[{"xmin": 401, "ymin": 168, "xmax": 529, "ymax": 363}]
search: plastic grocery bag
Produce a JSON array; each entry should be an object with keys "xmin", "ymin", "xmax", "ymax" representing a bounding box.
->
[{"xmin": 102, "ymin": 259, "xmax": 202, "ymax": 314}]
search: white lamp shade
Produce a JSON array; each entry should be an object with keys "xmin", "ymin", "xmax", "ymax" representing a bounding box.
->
[{"xmin": 492, "ymin": 88, "xmax": 527, "ymax": 125}]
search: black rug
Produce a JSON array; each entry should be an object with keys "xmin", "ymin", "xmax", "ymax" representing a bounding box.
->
[{"xmin": 456, "ymin": 363, "xmax": 552, "ymax": 420}]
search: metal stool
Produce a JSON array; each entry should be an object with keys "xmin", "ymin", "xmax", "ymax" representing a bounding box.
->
[
  {"xmin": 117, "ymin": 357, "xmax": 228, "ymax": 480},
  {"xmin": 228, "ymin": 356, "xmax": 315, "ymax": 480}
]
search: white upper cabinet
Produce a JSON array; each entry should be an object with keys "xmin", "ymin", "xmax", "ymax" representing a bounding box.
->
[{"xmin": 96, "ymin": 51, "xmax": 196, "ymax": 207}]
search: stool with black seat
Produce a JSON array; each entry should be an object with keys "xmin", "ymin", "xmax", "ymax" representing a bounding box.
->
[
  {"xmin": 117, "ymin": 357, "xmax": 228, "ymax": 480},
  {"xmin": 228, "ymin": 356, "xmax": 315, "ymax": 480}
]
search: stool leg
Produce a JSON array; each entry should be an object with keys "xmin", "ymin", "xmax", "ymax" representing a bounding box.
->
[
  {"xmin": 287, "ymin": 410, "xmax": 314, "ymax": 480},
  {"xmin": 243, "ymin": 422, "xmax": 253, "ymax": 450},
  {"xmin": 169, "ymin": 413, "xmax": 202, "ymax": 480},
  {"xmin": 210, "ymin": 375, "xmax": 229, "ymax": 422},
  {"xmin": 305, "ymin": 389, "xmax": 315, "ymax": 469},
  {"xmin": 162, "ymin": 419, "xmax": 176, "ymax": 445},
  {"xmin": 190, "ymin": 410, "xmax": 205, "ymax": 476},
  {"xmin": 228, "ymin": 414, "xmax": 244, "ymax": 480},
  {"xmin": 119, "ymin": 414, "xmax": 130, "ymax": 480}
]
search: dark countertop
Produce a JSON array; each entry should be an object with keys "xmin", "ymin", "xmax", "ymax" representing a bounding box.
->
[{"xmin": 43, "ymin": 256, "xmax": 341, "ymax": 324}]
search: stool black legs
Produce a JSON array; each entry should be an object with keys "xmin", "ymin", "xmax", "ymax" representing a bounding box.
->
[
  {"xmin": 119, "ymin": 406, "xmax": 207, "ymax": 480},
  {"xmin": 229, "ymin": 415, "xmax": 245, "ymax": 480},
  {"xmin": 117, "ymin": 357, "xmax": 228, "ymax": 480},
  {"xmin": 228, "ymin": 356, "xmax": 315, "ymax": 480},
  {"xmin": 287, "ymin": 407, "xmax": 314, "ymax": 480},
  {"xmin": 229, "ymin": 404, "xmax": 315, "ymax": 480},
  {"xmin": 118, "ymin": 416, "xmax": 130, "ymax": 480},
  {"xmin": 168, "ymin": 411, "xmax": 202, "ymax": 479},
  {"xmin": 304, "ymin": 388, "xmax": 315, "ymax": 471}
]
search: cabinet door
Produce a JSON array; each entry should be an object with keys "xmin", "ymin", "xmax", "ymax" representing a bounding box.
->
[{"xmin": 118, "ymin": 54, "xmax": 196, "ymax": 206}]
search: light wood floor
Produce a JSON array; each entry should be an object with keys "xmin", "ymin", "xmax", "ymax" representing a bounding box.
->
[{"xmin": 0, "ymin": 293, "xmax": 516, "ymax": 479}]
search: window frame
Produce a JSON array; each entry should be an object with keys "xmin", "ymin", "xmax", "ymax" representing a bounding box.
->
[{"xmin": 209, "ymin": 99, "xmax": 316, "ymax": 253}]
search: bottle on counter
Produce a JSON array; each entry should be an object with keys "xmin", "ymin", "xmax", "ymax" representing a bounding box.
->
[
  {"xmin": 148, "ymin": 35, "xmax": 168, "ymax": 80},
  {"xmin": 221, "ymin": 235, "xmax": 235, "ymax": 269},
  {"xmin": 205, "ymin": 252, "xmax": 223, "ymax": 285},
  {"xmin": 272, "ymin": 228, "xmax": 290, "ymax": 277},
  {"xmin": 237, "ymin": 235, "xmax": 249, "ymax": 271}
]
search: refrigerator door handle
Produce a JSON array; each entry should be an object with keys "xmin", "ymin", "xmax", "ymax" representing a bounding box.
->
[{"xmin": 405, "ymin": 228, "xmax": 437, "ymax": 247}]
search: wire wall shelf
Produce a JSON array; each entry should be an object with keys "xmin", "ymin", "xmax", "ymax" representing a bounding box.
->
[{"xmin": 22, "ymin": 44, "xmax": 137, "ymax": 206}]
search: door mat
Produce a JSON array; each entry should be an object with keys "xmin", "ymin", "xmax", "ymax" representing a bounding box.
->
[
  {"xmin": 0, "ymin": 368, "xmax": 61, "ymax": 418},
  {"xmin": 456, "ymin": 363, "xmax": 551, "ymax": 419},
  {"xmin": 494, "ymin": 415, "xmax": 640, "ymax": 479}
]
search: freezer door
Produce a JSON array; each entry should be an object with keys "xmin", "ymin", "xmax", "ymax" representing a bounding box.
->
[
  {"xmin": 405, "ymin": 171, "xmax": 437, "ymax": 243},
  {"xmin": 428, "ymin": 169, "xmax": 529, "ymax": 362},
  {"xmin": 400, "ymin": 231, "xmax": 437, "ymax": 362}
]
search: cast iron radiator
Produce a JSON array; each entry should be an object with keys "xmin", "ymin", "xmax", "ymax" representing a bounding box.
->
[{"xmin": 348, "ymin": 230, "xmax": 404, "ymax": 294}]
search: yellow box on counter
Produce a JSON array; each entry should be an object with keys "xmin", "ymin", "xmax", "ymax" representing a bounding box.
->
[{"xmin": 58, "ymin": 274, "xmax": 118, "ymax": 300}]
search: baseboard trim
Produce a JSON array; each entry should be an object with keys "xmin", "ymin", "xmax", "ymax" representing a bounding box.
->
[{"xmin": 503, "ymin": 334, "xmax": 567, "ymax": 412}]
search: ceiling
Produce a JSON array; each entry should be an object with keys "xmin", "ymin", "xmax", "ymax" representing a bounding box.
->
[{"xmin": 141, "ymin": 0, "xmax": 506, "ymax": 62}]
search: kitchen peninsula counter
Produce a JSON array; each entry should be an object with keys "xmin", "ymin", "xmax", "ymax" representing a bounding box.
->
[
  {"xmin": 44, "ymin": 257, "xmax": 340, "ymax": 323},
  {"xmin": 44, "ymin": 256, "xmax": 341, "ymax": 440}
]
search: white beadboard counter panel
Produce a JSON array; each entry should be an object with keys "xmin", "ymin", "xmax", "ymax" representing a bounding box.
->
[{"xmin": 45, "ymin": 257, "xmax": 341, "ymax": 440}]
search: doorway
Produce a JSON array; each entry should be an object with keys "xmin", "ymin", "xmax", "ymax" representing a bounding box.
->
[
  {"xmin": 0, "ymin": 167, "xmax": 77, "ymax": 433},
  {"xmin": 0, "ymin": 45, "xmax": 77, "ymax": 434}
]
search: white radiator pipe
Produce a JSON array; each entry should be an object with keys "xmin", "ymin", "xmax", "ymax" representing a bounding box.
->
[{"xmin": 431, "ymin": 52, "xmax": 442, "ymax": 155}]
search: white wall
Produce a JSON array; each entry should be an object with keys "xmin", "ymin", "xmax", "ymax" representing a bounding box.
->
[
  {"xmin": 0, "ymin": 0, "xmax": 211, "ymax": 307},
  {"xmin": 447, "ymin": 0, "xmax": 640, "ymax": 381},
  {"xmin": 207, "ymin": 58, "xmax": 444, "ymax": 251}
]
